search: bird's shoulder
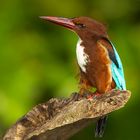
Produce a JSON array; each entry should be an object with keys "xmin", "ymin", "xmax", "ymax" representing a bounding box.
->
[{"xmin": 97, "ymin": 38, "xmax": 120, "ymax": 68}]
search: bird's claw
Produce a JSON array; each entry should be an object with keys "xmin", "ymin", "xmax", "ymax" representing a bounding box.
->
[{"xmin": 86, "ymin": 92, "xmax": 101, "ymax": 100}]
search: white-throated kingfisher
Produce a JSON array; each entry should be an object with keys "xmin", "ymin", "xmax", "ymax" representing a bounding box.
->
[{"xmin": 40, "ymin": 16, "xmax": 126, "ymax": 137}]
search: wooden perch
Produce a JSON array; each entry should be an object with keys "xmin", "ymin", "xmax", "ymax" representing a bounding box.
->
[{"xmin": 3, "ymin": 89, "xmax": 131, "ymax": 140}]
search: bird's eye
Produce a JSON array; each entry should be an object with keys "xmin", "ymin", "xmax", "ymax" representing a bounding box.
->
[{"xmin": 76, "ymin": 23, "xmax": 86, "ymax": 28}]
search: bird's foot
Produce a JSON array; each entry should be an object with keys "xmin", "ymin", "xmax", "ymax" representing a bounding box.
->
[
  {"xmin": 73, "ymin": 90, "xmax": 102, "ymax": 101},
  {"xmin": 86, "ymin": 91, "xmax": 102, "ymax": 100}
]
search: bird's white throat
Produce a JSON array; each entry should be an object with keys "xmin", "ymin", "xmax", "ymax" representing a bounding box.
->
[{"xmin": 76, "ymin": 39, "xmax": 90, "ymax": 72}]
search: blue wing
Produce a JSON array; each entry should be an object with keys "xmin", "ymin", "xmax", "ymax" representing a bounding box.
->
[{"xmin": 109, "ymin": 41, "xmax": 126, "ymax": 90}]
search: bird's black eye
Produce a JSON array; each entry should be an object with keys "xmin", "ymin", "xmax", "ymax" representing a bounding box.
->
[{"xmin": 76, "ymin": 23, "xmax": 86, "ymax": 28}]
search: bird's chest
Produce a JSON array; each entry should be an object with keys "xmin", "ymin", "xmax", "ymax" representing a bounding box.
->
[
  {"xmin": 76, "ymin": 39, "xmax": 111, "ymax": 73},
  {"xmin": 76, "ymin": 39, "xmax": 90, "ymax": 72}
]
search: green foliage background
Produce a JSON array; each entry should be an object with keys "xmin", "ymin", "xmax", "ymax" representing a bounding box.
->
[{"xmin": 0, "ymin": 0, "xmax": 140, "ymax": 139}]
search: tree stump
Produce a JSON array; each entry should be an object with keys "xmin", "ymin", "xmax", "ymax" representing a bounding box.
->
[{"xmin": 3, "ymin": 89, "xmax": 131, "ymax": 140}]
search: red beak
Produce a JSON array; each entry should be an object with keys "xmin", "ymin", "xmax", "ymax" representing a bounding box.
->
[{"xmin": 40, "ymin": 16, "xmax": 75, "ymax": 30}]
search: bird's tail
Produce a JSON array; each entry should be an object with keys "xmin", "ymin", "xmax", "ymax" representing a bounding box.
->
[{"xmin": 95, "ymin": 115, "xmax": 108, "ymax": 137}]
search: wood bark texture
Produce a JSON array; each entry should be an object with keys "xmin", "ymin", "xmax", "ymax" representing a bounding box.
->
[{"xmin": 3, "ymin": 90, "xmax": 131, "ymax": 140}]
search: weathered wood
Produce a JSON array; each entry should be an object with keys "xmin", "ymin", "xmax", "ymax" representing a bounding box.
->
[{"xmin": 3, "ymin": 89, "xmax": 131, "ymax": 140}]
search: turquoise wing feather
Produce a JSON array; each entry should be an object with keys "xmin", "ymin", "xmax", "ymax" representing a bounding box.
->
[{"xmin": 110, "ymin": 42, "xmax": 126, "ymax": 90}]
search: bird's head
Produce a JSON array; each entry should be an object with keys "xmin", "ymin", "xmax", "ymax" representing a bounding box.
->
[{"xmin": 40, "ymin": 16, "xmax": 108, "ymax": 39}]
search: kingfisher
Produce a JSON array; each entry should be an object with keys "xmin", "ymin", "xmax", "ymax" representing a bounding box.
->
[{"xmin": 40, "ymin": 16, "xmax": 126, "ymax": 137}]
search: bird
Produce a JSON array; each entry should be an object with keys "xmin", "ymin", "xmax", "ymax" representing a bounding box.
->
[{"xmin": 40, "ymin": 16, "xmax": 126, "ymax": 137}]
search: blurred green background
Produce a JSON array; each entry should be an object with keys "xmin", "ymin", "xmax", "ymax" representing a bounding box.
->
[{"xmin": 0, "ymin": 0, "xmax": 140, "ymax": 139}]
